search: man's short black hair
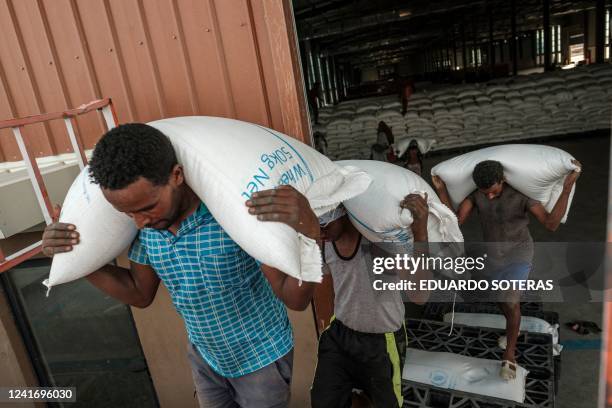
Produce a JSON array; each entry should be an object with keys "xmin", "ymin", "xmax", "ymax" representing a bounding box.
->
[
  {"xmin": 472, "ymin": 160, "xmax": 504, "ymax": 189},
  {"xmin": 89, "ymin": 123, "xmax": 177, "ymax": 190}
]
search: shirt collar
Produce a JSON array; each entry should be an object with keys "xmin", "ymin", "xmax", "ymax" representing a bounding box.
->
[
  {"xmin": 147, "ymin": 201, "xmax": 210, "ymax": 240},
  {"xmin": 176, "ymin": 202, "xmax": 210, "ymax": 236}
]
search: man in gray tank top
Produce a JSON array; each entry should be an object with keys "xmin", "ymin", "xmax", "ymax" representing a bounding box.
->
[
  {"xmin": 310, "ymin": 194, "xmax": 430, "ymax": 408},
  {"xmin": 433, "ymin": 159, "xmax": 580, "ymax": 381}
]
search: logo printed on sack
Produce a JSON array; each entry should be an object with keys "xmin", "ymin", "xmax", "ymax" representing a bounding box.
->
[
  {"xmin": 254, "ymin": 125, "xmax": 314, "ymax": 182},
  {"xmin": 241, "ymin": 125, "xmax": 315, "ymax": 199}
]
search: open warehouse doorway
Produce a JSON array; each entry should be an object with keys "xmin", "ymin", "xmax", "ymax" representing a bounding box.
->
[
  {"xmin": 291, "ymin": 1, "xmax": 611, "ymax": 407},
  {"xmin": 293, "ymin": 0, "xmax": 611, "ymax": 158}
]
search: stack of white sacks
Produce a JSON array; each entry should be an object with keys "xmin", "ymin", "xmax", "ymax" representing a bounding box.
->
[{"xmin": 316, "ymin": 63, "xmax": 612, "ymax": 160}]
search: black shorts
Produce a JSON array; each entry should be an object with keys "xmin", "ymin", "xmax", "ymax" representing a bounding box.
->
[{"xmin": 311, "ymin": 318, "xmax": 407, "ymax": 408}]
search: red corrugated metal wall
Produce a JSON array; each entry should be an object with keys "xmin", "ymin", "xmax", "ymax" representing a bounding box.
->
[{"xmin": 0, "ymin": 0, "xmax": 309, "ymax": 162}]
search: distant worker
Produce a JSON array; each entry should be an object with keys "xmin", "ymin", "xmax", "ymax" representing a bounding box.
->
[
  {"xmin": 308, "ymin": 82, "xmax": 323, "ymax": 124},
  {"xmin": 400, "ymin": 139, "xmax": 423, "ymax": 177},
  {"xmin": 370, "ymin": 121, "xmax": 394, "ymax": 162},
  {"xmin": 400, "ymin": 79, "xmax": 415, "ymax": 115}
]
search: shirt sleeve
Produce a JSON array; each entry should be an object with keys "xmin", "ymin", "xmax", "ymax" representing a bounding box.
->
[
  {"xmin": 128, "ymin": 235, "xmax": 150, "ymax": 265},
  {"xmin": 523, "ymin": 193, "xmax": 540, "ymax": 210}
]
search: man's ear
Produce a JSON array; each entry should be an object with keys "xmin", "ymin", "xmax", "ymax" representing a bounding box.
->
[{"xmin": 171, "ymin": 164, "xmax": 184, "ymax": 186}]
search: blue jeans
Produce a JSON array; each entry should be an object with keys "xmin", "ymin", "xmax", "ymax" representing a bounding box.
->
[{"xmin": 187, "ymin": 342, "xmax": 293, "ymax": 408}]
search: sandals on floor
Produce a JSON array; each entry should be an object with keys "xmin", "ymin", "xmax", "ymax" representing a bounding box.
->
[
  {"xmin": 565, "ymin": 320, "xmax": 602, "ymax": 335},
  {"xmin": 500, "ymin": 360, "xmax": 518, "ymax": 381}
]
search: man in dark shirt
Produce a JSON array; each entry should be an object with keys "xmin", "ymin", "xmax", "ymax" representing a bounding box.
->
[{"xmin": 433, "ymin": 159, "xmax": 581, "ymax": 380}]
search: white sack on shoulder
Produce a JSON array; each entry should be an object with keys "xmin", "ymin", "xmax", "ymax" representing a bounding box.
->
[
  {"xmin": 336, "ymin": 160, "xmax": 463, "ymax": 244},
  {"xmin": 45, "ymin": 167, "xmax": 138, "ymax": 290},
  {"xmin": 431, "ymin": 144, "xmax": 579, "ymax": 222},
  {"xmin": 46, "ymin": 117, "xmax": 370, "ymax": 290},
  {"xmin": 150, "ymin": 117, "xmax": 371, "ymax": 283}
]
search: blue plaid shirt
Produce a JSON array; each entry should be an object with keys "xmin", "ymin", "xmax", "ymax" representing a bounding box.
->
[{"xmin": 128, "ymin": 202, "xmax": 293, "ymax": 377}]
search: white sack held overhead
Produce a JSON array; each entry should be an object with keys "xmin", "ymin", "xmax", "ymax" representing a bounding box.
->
[
  {"xmin": 395, "ymin": 138, "xmax": 436, "ymax": 157},
  {"xmin": 45, "ymin": 167, "xmax": 138, "ymax": 290},
  {"xmin": 336, "ymin": 160, "xmax": 463, "ymax": 243},
  {"xmin": 151, "ymin": 117, "xmax": 371, "ymax": 283},
  {"xmin": 431, "ymin": 144, "xmax": 579, "ymax": 222},
  {"xmin": 442, "ymin": 312, "xmax": 563, "ymax": 356},
  {"xmin": 402, "ymin": 348, "xmax": 528, "ymax": 403}
]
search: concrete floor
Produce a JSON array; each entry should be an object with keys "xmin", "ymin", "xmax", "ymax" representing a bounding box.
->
[{"xmin": 418, "ymin": 131, "xmax": 609, "ymax": 408}]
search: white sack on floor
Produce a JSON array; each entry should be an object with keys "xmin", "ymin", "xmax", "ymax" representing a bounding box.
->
[
  {"xmin": 402, "ymin": 348, "xmax": 528, "ymax": 403},
  {"xmin": 443, "ymin": 312, "xmax": 562, "ymax": 356},
  {"xmin": 431, "ymin": 144, "xmax": 579, "ymax": 222}
]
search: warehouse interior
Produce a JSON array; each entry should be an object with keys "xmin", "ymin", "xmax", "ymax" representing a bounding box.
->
[
  {"xmin": 294, "ymin": 0, "xmax": 611, "ymax": 156},
  {"xmin": 292, "ymin": 0, "xmax": 611, "ymax": 407}
]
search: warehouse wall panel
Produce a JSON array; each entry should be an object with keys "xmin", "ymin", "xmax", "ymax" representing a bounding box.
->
[
  {"xmin": 214, "ymin": 0, "xmax": 273, "ymax": 125},
  {"xmin": 40, "ymin": 0, "xmax": 108, "ymax": 145},
  {"xmin": 0, "ymin": 0, "xmax": 55, "ymax": 161},
  {"xmin": 174, "ymin": 0, "xmax": 236, "ymax": 117},
  {"xmin": 9, "ymin": 1, "xmax": 69, "ymax": 156},
  {"xmin": 0, "ymin": 0, "xmax": 310, "ymax": 162}
]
